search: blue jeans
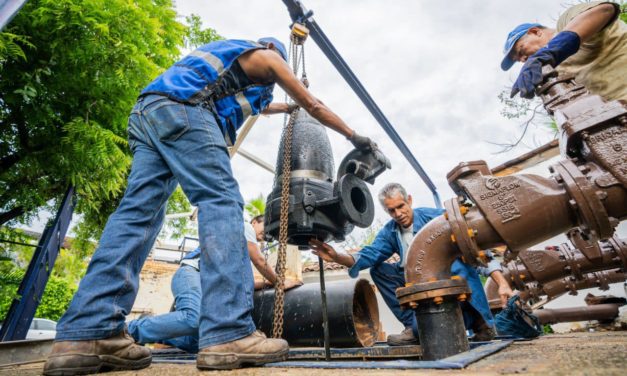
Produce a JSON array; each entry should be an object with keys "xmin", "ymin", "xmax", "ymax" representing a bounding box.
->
[
  {"xmin": 127, "ymin": 265, "xmax": 201, "ymax": 353},
  {"xmin": 370, "ymin": 259, "xmax": 494, "ymax": 333},
  {"xmin": 56, "ymin": 95, "xmax": 256, "ymax": 348}
]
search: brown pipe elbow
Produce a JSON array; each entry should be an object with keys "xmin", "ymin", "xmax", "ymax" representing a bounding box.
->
[{"xmin": 404, "ymin": 215, "xmax": 459, "ymax": 283}]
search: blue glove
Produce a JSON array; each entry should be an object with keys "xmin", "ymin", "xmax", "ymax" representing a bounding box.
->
[{"xmin": 510, "ymin": 31, "xmax": 581, "ymax": 99}]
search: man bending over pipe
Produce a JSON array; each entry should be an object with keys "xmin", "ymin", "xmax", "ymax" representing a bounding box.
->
[
  {"xmin": 310, "ymin": 182, "xmax": 513, "ymax": 345},
  {"xmin": 45, "ymin": 37, "xmax": 377, "ymax": 375},
  {"xmin": 502, "ymin": 1, "xmax": 625, "ymax": 101}
]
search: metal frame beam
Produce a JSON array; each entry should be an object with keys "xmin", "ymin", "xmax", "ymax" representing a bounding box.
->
[
  {"xmin": 0, "ymin": 0, "xmax": 29, "ymax": 30},
  {"xmin": 0, "ymin": 186, "xmax": 76, "ymax": 341}
]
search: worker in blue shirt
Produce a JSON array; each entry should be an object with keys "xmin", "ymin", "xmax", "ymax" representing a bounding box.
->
[
  {"xmin": 311, "ymin": 183, "xmax": 513, "ymax": 346},
  {"xmin": 45, "ymin": 37, "xmax": 378, "ymax": 375}
]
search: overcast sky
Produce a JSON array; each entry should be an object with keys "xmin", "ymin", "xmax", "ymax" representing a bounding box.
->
[{"xmin": 171, "ymin": 0, "xmax": 574, "ymax": 233}]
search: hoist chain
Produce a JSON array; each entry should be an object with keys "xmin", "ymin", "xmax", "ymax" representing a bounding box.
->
[{"xmin": 271, "ymin": 31, "xmax": 307, "ymax": 339}]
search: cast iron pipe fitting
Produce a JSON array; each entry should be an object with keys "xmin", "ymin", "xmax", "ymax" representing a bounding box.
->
[
  {"xmin": 521, "ymin": 269, "xmax": 625, "ymax": 303},
  {"xmin": 398, "ymin": 66, "xmax": 626, "ymax": 359},
  {"xmin": 485, "ymin": 268, "xmax": 625, "ymax": 310},
  {"xmin": 264, "ymin": 111, "xmax": 390, "ymax": 247},
  {"xmin": 503, "ymin": 236, "xmax": 627, "ymax": 291},
  {"xmin": 533, "ymin": 303, "xmax": 622, "ymax": 325},
  {"xmin": 251, "ymin": 279, "xmax": 380, "ymax": 347}
]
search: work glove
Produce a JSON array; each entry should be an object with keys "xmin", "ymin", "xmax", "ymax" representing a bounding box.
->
[
  {"xmin": 348, "ymin": 131, "xmax": 377, "ymax": 151},
  {"xmin": 510, "ymin": 31, "xmax": 580, "ymax": 99}
]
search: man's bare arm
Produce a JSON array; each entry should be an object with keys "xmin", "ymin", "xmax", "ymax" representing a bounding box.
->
[
  {"xmin": 490, "ymin": 270, "xmax": 515, "ymax": 308},
  {"xmin": 248, "ymin": 242, "xmax": 277, "ymax": 284},
  {"xmin": 564, "ymin": 3, "xmax": 618, "ymax": 42},
  {"xmin": 241, "ymin": 49, "xmax": 355, "ymax": 139},
  {"xmin": 309, "ymin": 238, "xmax": 356, "ymax": 267},
  {"xmin": 261, "ymin": 102, "xmax": 297, "ymax": 115}
]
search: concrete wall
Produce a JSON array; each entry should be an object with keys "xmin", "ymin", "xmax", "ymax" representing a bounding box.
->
[{"xmin": 129, "ymin": 260, "xmax": 178, "ymax": 320}]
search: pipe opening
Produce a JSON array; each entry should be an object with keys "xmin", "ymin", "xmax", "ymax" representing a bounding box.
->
[
  {"xmin": 351, "ymin": 187, "xmax": 368, "ymax": 214},
  {"xmin": 352, "ymin": 279, "xmax": 381, "ymax": 347}
]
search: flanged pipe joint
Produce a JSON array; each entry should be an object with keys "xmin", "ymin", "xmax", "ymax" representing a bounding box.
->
[
  {"xmin": 264, "ymin": 111, "xmax": 390, "ymax": 247},
  {"xmin": 397, "ymin": 66, "xmax": 627, "ymax": 360}
]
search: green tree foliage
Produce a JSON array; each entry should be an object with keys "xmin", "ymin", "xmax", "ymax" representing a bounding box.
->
[
  {"xmin": 185, "ymin": 14, "xmax": 223, "ymax": 49},
  {"xmin": 344, "ymin": 221, "xmax": 382, "ymax": 250},
  {"xmin": 159, "ymin": 186, "xmax": 194, "ymax": 241},
  {"xmin": 0, "ymin": 32, "xmax": 33, "ymax": 63},
  {"xmin": 245, "ymin": 194, "xmax": 266, "ymax": 219},
  {"xmin": 0, "ymin": 2, "xmax": 220, "ymax": 252},
  {"xmin": 0, "ymin": 227, "xmax": 32, "ymax": 264},
  {"xmin": 0, "ymin": 270, "xmax": 76, "ymax": 322}
]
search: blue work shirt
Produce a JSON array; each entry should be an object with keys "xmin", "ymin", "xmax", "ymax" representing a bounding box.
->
[
  {"xmin": 349, "ymin": 207, "xmax": 501, "ymax": 277},
  {"xmin": 348, "ymin": 207, "xmax": 495, "ymax": 326}
]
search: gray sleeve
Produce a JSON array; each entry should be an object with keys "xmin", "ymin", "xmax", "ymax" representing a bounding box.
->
[
  {"xmin": 244, "ymin": 222, "xmax": 257, "ymax": 245},
  {"xmin": 476, "ymin": 250, "xmax": 502, "ymax": 277}
]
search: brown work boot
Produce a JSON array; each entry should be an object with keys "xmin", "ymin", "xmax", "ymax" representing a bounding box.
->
[
  {"xmin": 387, "ymin": 326, "xmax": 419, "ymax": 346},
  {"xmin": 472, "ymin": 322, "xmax": 496, "ymax": 342},
  {"xmin": 43, "ymin": 331, "xmax": 151, "ymax": 375},
  {"xmin": 196, "ymin": 330, "xmax": 288, "ymax": 370}
]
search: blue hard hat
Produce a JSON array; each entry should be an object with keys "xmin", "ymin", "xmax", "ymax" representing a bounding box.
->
[
  {"xmin": 501, "ymin": 23, "xmax": 542, "ymax": 71},
  {"xmin": 258, "ymin": 37, "xmax": 288, "ymax": 61}
]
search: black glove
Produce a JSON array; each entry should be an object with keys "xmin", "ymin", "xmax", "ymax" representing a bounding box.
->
[
  {"xmin": 511, "ymin": 31, "xmax": 580, "ymax": 99},
  {"xmin": 348, "ymin": 131, "xmax": 377, "ymax": 151}
]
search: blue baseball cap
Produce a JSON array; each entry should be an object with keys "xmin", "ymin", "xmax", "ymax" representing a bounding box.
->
[
  {"xmin": 258, "ymin": 37, "xmax": 288, "ymax": 61},
  {"xmin": 501, "ymin": 23, "xmax": 542, "ymax": 71}
]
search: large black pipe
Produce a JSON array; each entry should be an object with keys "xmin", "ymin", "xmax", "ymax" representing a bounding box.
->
[
  {"xmin": 252, "ymin": 279, "xmax": 380, "ymax": 347},
  {"xmin": 415, "ymin": 299, "xmax": 469, "ymax": 360}
]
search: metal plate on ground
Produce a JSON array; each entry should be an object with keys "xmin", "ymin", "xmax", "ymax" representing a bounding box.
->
[
  {"xmin": 152, "ymin": 340, "xmax": 513, "ymax": 369},
  {"xmin": 151, "ymin": 344, "xmax": 421, "ymax": 363},
  {"xmin": 265, "ymin": 340, "xmax": 512, "ymax": 369},
  {"xmin": 0, "ymin": 339, "xmax": 53, "ymax": 367},
  {"xmin": 287, "ymin": 344, "xmax": 421, "ymax": 360}
]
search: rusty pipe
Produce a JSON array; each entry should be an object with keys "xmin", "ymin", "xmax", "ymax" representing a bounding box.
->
[
  {"xmin": 533, "ymin": 303, "xmax": 622, "ymax": 325},
  {"xmin": 486, "ymin": 269, "xmax": 625, "ymax": 309},
  {"xmin": 404, "ymin": 216, "xmax": 458, "ymax": 282},
  {"xmin": 522, "ymin": 269, "xmax": 626, "ymax": 302},
  {"xmin": 396, "ymin": 216, "xmax": 471, "ymax": 360},
  {"xmin": 503, "ymin": 236, "xmax": 627, "ymax": 290},
  {"xmin": 399, "ymin": 66, "xmax": 627, "ymax": 359}
]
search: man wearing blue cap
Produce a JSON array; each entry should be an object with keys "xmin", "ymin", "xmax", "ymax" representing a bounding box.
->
[
  {"xmin": 44, "ymin": 37, "xmax": 378, "ymax": 374},
  {"xmin": 502, "ymin": 2, "xmax": 625, "ymax": 101}
]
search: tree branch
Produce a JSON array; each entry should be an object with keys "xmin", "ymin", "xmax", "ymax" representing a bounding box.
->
[
  {"xmin": 0, "ymin": 152, "xmax": 22, "ymax": 172},
  {"xmin": 0, "ymin": 206, "xmax": 25, "ymax": 226}
]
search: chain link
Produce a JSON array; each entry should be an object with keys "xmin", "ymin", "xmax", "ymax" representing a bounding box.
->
[
  {"xmin": 271, "ymin": 106, "xmax": 298, "ymax": 339},
  {"xmin": 272, "ymin": 34, "xmax": 307, "ymax": 339}
]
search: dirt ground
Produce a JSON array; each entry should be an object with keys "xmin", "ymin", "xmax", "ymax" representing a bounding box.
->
[{"xmin": 3, "ymin": 331, "xmax": 626, "ymax": 376}]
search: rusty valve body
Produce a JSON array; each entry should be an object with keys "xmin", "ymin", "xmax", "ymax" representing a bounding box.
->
[
  {"xmin": 483, "ymin": 236, "xmax": 626, "ymax": 309},
  {"xmin": 397, "ymin": 66, "xmax": 626, "ymax": 359}
]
